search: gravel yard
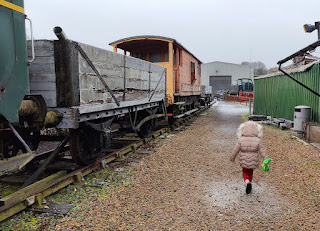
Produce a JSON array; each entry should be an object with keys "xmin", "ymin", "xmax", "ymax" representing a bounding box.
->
[{"xmin": 8, "ymin": 101, "xmax": 319, "ymax": 230}]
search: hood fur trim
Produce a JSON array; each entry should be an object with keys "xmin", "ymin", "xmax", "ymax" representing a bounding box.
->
[{"xmin": 237, "ymin": 121, "xmax": 263, "ymax": 138}]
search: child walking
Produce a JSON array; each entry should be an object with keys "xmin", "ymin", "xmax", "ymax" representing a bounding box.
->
[{"xmin": 230, "ymin": 121, "xmax": 268, "ymax": 194}]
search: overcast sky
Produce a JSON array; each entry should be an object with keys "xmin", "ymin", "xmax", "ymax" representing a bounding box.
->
[{"xmin": 25, "ymin": 0, "xmax": 320, "ymax": 68}]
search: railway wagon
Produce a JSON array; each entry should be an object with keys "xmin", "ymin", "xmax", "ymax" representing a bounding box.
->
[
  {"xmin": 110, "ymin": 36, "xmax": 204, "ymax": 119},
  {"xmin": 0, "ymin": 0, "xmax": 209, "ymax": 173},
  {"xmin": 0, "ymin": 6, "xmax": 167, "ymax": 169},
  {"xmin": 27, "ymin": 34, "xmax": 167, "ymax": 165}
]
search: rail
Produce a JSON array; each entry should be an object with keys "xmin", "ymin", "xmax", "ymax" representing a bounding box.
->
[{"xmin": 0, "ymin": 104, "xmax": 212, "ymax": 222}]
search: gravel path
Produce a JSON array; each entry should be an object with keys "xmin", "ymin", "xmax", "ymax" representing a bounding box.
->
[{"xmin": 54, "ymin": 101, "xmax": 320, "ymax": 230}]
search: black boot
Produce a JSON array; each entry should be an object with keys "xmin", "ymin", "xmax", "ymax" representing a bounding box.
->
[{"xmin": 246, "ymin": 182, "xmax": 252, "ymax": 194}]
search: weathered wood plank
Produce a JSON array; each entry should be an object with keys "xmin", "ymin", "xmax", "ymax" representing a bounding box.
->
[
  {"xmin": 77, "ymin": 42, "xmax": 165, "ymax": 105},
  {"xmin": 30, "ymin": 81, "xmax": 56, "ymax": 91},
  {"xmin": 78, "ymin": 97, "xmax": 163, "ymax": 114},
  {"xmin": 27, "ymin": 40, "xmax": 55, "ymax": 57},
  {"xmin": 29, "ymin": 73, "xmax": 56, "ymax": 82},
  {"xmin": 30, "ymin": 90, "xmax": 57, "ymax": 108},
  {"xmin": 0, "ymin": 171, "xmax": 67, "ymax": 207},
  {"xmin": 28, "ymin": 63, "xmax": 55, "ymax": 75},
  {"xmin": 27, "ymin": 40, "xmax": 166, "ymax": 125},
  {"xmin": 29, "ymin": 56, "xmax": 55, "ymax": 65},
  {"xmin": 54, "ymin": 107, "xmax": 79, "ymax": 129},
  {"xmin": 0, "ymin": 176, "xmax": 29, "ymax": 185}
]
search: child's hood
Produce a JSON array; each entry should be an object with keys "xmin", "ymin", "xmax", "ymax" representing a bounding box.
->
[{"xmin": 237, "ymin": 121, "xmax": 263, "ymax": 138}]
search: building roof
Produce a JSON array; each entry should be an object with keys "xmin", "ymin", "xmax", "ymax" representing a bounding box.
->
[
  {"xmin": 202, "ymin": 61, "xmax": 251, "ymax": 68},
  {"xmin": 109, "ymin": 35, "xmax": 201, "ymax": 63},
  {"xmin": 254, "ymin": 61, "xmax": 320, "ymax": 80}
]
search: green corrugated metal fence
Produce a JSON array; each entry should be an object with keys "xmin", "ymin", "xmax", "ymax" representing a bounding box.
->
[{"xmin": 253, "ymin": 62, "xmax": 320, "ymax": 122}]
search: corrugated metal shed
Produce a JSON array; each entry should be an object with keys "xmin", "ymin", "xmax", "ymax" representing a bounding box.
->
[{"xmin": 253, "ymin": 61, "xmax": 320, "ymax": 122}]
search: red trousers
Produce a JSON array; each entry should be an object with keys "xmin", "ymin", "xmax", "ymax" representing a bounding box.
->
[{"xmin": 242, "ymin": 168, "xmax": 253, "ymax": 182}]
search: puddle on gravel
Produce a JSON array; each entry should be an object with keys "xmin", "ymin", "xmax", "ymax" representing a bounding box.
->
[{"xmin": 206, "ymin": 179, "xmax": 283, "ymax": 219}]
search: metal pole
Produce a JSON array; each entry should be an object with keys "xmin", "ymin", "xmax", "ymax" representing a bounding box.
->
[
  {"xmin": 8, "ymin": 124, "xmax": 32, "ymax": 153},
  {"xmin": 278, "ymin": 64, "xmax": 320, "ymax": 98},
  {"xmin": 249, "ymin": 96, "xmax": 252, "ymax": 115},
  {"xmin": 316, "ymin": 21, "xmax": 320, "ymax": 40}
]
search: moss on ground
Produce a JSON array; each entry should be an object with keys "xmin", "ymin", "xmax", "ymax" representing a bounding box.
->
[
  {"xmin": 0, "ymin": 184, "xmax": 19, "ymax": 198},
  {"xmin": 241, "ymin": 113, "xmax": 249, "ymax": 121},
  {"xmin": 0, "ymin": 162, "xmax": 136, "ymax": 231}
]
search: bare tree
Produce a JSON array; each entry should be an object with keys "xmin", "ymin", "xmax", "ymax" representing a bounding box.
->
[{"xmin": 241, "ymin": 61, "xmax": 267, "ymax": 76}]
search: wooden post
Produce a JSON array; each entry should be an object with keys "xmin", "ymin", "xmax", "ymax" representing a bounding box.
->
[
  {"xmin": 168, "ymin": 42, "xmax": 174, "ymax": 104},
  {"xmin": 73, "ymin": 172, "xmax": 83, "ymax": 184},
  {"xmin": 33, "ymin": 193, "xmax": 44, "ymax": 209}
]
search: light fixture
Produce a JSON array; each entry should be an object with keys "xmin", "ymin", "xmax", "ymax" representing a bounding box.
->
[{"xmin": 303, "ymin": 21, "xmax": 320, "ymax": 40}]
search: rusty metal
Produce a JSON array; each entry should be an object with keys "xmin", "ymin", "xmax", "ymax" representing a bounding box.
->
[
  {"xmin": 18, "ymin": 100, "xmax": 39, "ymax": 118},
  {"xmin": 44, "ymin": 110, "xmax": 63, "ymax": 128},
  {"xmin": 69, "ymin": 128, "xmax": 106, "ymax": 166},
  {"xmin": 19, "ymin": 95, "xmax": 47, "ymax": 130},
  {"xmin": 135, "ymin": 114, "xmax": 166, "ymax": 130},
  {"xmin": 53, "ymin": 26, "xmax": 68, "ymax": 41}
]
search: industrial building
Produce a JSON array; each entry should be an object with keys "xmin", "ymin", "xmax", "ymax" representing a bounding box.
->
[{"xmin": 201, "ymin": 61, "xmax": 253, "ymax": 95}]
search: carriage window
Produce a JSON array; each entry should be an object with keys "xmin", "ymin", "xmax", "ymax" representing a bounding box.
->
[
  {"xmin": 191, "ymin": 61, "xmax": 195, "ymax": 83},
  {"xmin": 140, "ymin": 53, "xmax": 147, "ymax": 61},
  {"xmin": 165, "ymin": 51, "xmax": 169, "ymax": 62},
  {"xmin": 150, "ymin": 53, "xmax": 161, "ymax": 62}
]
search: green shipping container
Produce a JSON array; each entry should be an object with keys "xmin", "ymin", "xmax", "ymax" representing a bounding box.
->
[{"xmin": 253, "ymin": 62, "xmax": 320, "ymax": 122}]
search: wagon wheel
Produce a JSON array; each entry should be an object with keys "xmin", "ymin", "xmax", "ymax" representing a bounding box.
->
[
  {"xmin": 168, "ymin": 116, "xmax": 176, "ymax": 125},
  {"xmin": 136, "ymin": 109, "xmax": 157, "ymax": 138},
  {"xmin": 137, "ymin": 119, "xmax": 153, "ymax": 138},
  {"xmin": 69, "ymin": 129, "xmax": 103, "ymax": 166}
]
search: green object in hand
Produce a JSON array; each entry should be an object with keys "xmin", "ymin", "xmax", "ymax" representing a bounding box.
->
[{"xmin": 261, "ymin": 158, "xmax": 272, "ymax": 171}]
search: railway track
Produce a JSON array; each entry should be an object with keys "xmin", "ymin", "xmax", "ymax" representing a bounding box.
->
[{"xmin": 0, "ymin": 104, "xmax": 213, "ymax": 222}]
